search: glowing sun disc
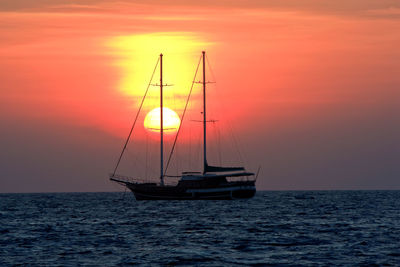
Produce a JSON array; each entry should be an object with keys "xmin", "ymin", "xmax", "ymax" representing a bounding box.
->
[{"xmin": 144, "ymin": 107, "xmax": 181, "ymax": 133}]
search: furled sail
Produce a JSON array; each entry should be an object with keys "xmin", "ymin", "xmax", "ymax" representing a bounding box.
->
[{"xmin": 205, "ymin": 164, "xmax": 245, "ymax": 173}]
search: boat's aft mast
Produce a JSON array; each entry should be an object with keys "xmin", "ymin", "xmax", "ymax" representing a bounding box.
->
[
  {"xmin": 160, "ymin": 54, "xmax": 164, "ymax": 186},
  {"xmin": 202, "ymin": 51, "xmax": 208, "ymax": 174}
]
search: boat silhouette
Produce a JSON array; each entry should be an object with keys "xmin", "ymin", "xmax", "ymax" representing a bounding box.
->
[{"xmin": 110, "ymin": 51, "xmax": 256, "ymax": 200}]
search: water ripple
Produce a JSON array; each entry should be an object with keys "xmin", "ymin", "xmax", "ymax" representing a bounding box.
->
[{"xmin": 1, "ymin": 191, "xmax": 400, "ymax": 265}]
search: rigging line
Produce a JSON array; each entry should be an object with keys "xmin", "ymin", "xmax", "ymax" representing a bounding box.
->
[
  {"xmin": 205, "ymin": 54, "xmax": 217, "ymax": 83},
  {"xmin": 171, "ymin": 78, "xmax": 179, "ymax": 177},
  {"xmin": 164, "ymin": 54, "xmax": 202, "ymax": 176},
  {"xmin": 121, "ymin": 186, "xmax": 127, "ymax": 201},
  {"xmin": 125, "ymin": 147, "xmax": 140, "ymax": 172},
  {"xmin": 145, "ymin": 131, "xmax": 148, "ymax": 180},
  {"xmin": 228, "ymin": 122, "xmax": 246, "ymax": 166},
  {"xmin": 112, "ymin": 58, "xmax": 160, "ymax": 177},
  {"xmin": 189, "ymin": 122, "xmax": 192, "ymax": 170},
  {"xmin": 215, "ymin": 123, "xmax": 223, "ymax": 166},
  {"xmin": 207, "ymin": 55, "xmax": 246, "ymax": 168}
]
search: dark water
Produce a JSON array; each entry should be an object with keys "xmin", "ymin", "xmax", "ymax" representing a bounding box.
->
[{"xmin": 1, "ymin": 191, "xmax": 400, "ymax": 266}]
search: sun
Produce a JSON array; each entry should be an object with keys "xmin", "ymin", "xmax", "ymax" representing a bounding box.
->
[{"xmin": 144, "ymin": 107, "xmax": 181, "ymax": 133}]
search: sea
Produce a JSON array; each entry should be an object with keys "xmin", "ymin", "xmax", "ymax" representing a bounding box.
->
[{"xmin": 1, "ymin": 191, "xmax": 399, "ymax": 266}]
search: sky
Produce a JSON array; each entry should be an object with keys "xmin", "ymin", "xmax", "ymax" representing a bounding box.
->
[{"xmin": 1, "ymin": 0, "xmax": 399, "ymax": 193}]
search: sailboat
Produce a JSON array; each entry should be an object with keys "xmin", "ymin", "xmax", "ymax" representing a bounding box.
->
[{"xmin": 110, "ymin": 51, "xmax": 257, "ymax": 200}]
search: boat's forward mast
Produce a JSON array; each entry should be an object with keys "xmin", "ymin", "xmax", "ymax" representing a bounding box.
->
[
  {"xmin": 159, "ymin": 54, "xmax": 164, "ymax": 186},
  {"xmin": 202, "ymin": 51, "xmax": 208, "ymax": 174},
  {"xmin": 157, "ymin": 53, "xmax": 172, "ymax": 186}
]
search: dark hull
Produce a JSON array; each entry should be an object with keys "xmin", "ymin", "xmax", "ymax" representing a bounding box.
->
[{"xmin": 126, "ymin": 181, "xmax": 256, "ymax": 200}]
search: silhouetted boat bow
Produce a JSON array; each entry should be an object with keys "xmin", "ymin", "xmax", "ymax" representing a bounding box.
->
[{"xmin": 110, "ymin": 51, "xmax": 256, "ymax": 200}]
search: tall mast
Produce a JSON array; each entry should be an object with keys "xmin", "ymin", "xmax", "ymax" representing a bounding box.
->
[
  {"xmin": 202, "ymin": 51, "xmax": 207, "ymax": 173},
  {"xmin": 160, "ymin": 53, "xmax": 164, "ymax": 186}
]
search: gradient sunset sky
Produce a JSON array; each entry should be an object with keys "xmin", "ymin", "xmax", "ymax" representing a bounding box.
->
[{"xmin": 1, "ymin": 0, "xmax": 399, "ymax": 192}]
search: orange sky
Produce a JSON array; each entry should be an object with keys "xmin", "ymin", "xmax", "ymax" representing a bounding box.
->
[{"xmin": 1, "ymin": 0, "xmax": 399, "ymax": 192}]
